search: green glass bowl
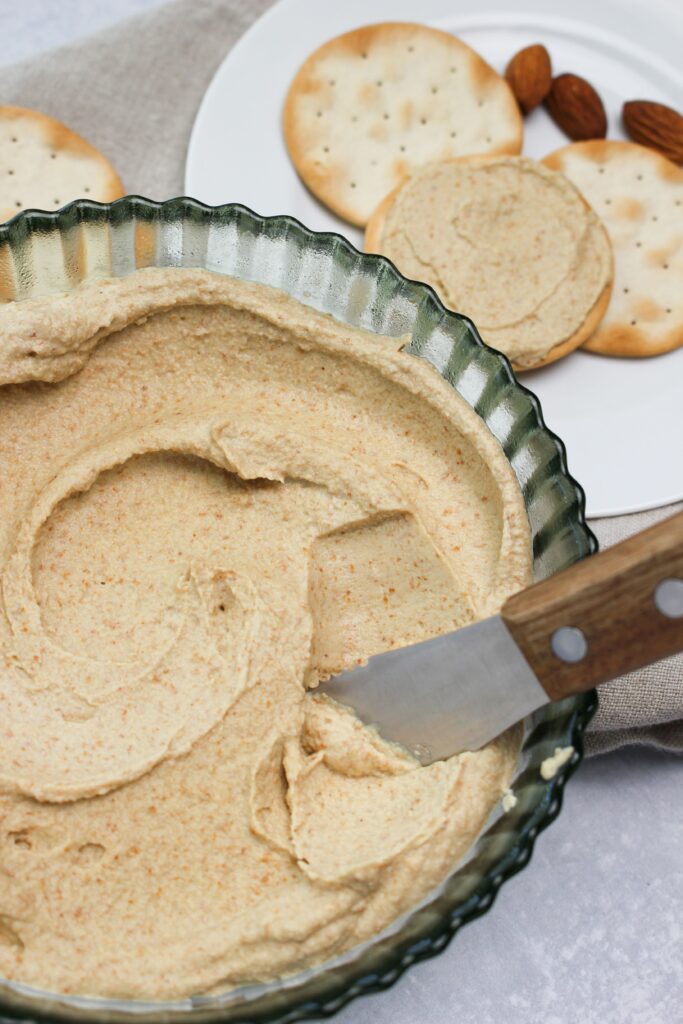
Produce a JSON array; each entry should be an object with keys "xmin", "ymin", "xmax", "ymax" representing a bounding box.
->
[{"xmin": 0, "ymin": 197, "xmax": 597, "ymax": 1024}]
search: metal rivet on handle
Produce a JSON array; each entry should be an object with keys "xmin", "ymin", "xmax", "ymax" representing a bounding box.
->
[
  {"xmin": 654, "ymin": 578, "xmax": 683, "ymax": 619},
  {"xmin": 551, "ymin": 626, "xmax": 588, "ymax": 663}
]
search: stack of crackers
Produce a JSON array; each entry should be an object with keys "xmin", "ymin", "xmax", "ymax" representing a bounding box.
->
[{"xmin": 284, "ymin": 23, "xmax": 682, "ymax": 371}]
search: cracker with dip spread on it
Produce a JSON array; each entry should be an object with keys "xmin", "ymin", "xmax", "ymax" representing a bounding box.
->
[{"xmin": 365, "ymin": 154, "xmax": 613, "ymax": 371}]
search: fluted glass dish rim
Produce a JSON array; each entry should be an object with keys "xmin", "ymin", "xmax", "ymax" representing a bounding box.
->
[{"xmin": 0, "ymin": 196, "xmax": 597, "ymax": 1024}]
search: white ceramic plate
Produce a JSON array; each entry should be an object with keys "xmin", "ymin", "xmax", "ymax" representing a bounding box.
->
[{"xmin": 186, "ymin": 0, "xmax": 683, "ymax": 518}]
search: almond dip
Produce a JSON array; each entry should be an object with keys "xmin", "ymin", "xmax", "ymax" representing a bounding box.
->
[{"xmin": 0, "ymin": 268, "xmax": 531, "ymax": 999}]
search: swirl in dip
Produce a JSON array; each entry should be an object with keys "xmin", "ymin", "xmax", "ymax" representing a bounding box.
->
[{"xmin": 0, "ymin": 268, "xmax": 530, "ymax": 999}]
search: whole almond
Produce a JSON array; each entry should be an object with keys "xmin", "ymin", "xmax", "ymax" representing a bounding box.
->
[
  {"xmin": 623, "ymin": 100, "xmax": 683, "ymax": 164},
  {"xmin": 505, "ymin": 44, "xmax": 552, "ymax": 114},
  {"xmin": 545, "ymin": 73, "xmax": 607, "ymax": 140}
]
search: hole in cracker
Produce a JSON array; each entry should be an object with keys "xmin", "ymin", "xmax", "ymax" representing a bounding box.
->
[
  {"xmin": 14, "ymin": 201, "xmax": 21, "ymax": 208},
  {"xmin": 377, "ymin": 80, "xmax": 383, "ymax": 87},
  {"xmin": 652, "ymin": 215, "xmax": 658, "ymax": 221},
  {"xmin": 351, "ymin": 115, "xmax": 358, "ymax": 122},
  {"xmin": 7, "ymin": 170, "xmax": 13, "ymax": 175},
  {"xmin": 408, "ymin": 46, "xmax": 415, "ymax": 53},
  {"xmin": 450, "ymin": 131, "xmax": 457, "ymax": 138},
  {"xmin": 350, "ymin": 182, "xmax": 357, "ymax": 189},
  {"xmin": 478, "ymin": 100, "xmax": 484, "ymax": 108},
  {"xmin": 329, "ymin": 80, "xmax": 335, "ymax": 86},
  {"xmin": 431, "ymin": 87, "xmax": 438, "ymax": 94},
  {"xmin": 637, "ymin": 174, "xmax": 643, "ymax": 181},
  {"xmin": 636, "ymin": 241, "xmax": 642, "ymax": 247},
  {"xmin": 420, "ymin": 118, "xmax": 427, "ymax": 125},
  {"xmin": 399, "ymin": 145, "xmax": 406, "ymax": 152},
  {"xmin": 666, "ymin": 308, "xmax": 672, "ymax": 314},
  {"xmin": 384, "ymin": 113, "xmax": 390, "ymax": 120},
  {"xmin": 54, "ymin": 199, "xmax": 60, "ymax": 205},
  {"xmin": 605, "ymin": 199, "xmax": 611, "ymax": 205},
  {"xmin": 361, "ymin": 52, "xmax": 368, "ymax": 59},
  {"xmin": 630, "ymin": 320, "xmax": 637, "ymax": 326},
  {"xmin": 323, "ymin": 147, "xmax": 330, "ymax": 153},
  {"xmin": 10, "ymin": 136, "xmax": 17, "ymax": 143},
  {"xmin": 486, "ymin": 137, "xmax": 492, "ymax": 143},
  {"xmin": 598, "ymin": 167, "xmax": 605, "ymax": 174},
  {"xmin": 316, "ymin": 111, "xmax": 322, "ymax": 118},
  {"xmin": 623, "ymin": 287, "xmax": 629, "ymax": 293},
  {"xmin": 84, "ymin": 187, "xmax": 91, "ymax": 193},
  {"xmin": 450, "ymin": 66, "xmax": 457, "ymax": 72},
  {"xmin": 663, "ymin": 263, "xmax": 669, "ymax": 269}
]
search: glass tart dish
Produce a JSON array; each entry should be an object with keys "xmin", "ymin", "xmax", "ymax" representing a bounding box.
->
[{"xmin": 0, "ymin": 197, "xmax": 597, "ymax": 1024}]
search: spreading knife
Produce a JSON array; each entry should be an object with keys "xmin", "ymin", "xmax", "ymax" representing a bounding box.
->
[{"xmin": 320, "ymin": 509, "xmax": 683, "ymax": 764}]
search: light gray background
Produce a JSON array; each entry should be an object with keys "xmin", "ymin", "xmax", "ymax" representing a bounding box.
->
[{"xmin": 2, "ymin": 3, "xmax": 682, "ymax": 1023}]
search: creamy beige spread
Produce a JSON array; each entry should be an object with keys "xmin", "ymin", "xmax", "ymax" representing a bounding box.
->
[
  {"xmin": 370, "ymin": 156, "xmax": 612, "ymax": 368},
  {"xmin": 540, "ymin": 746, "xmax": 575, "ymax": 781},
  {"xmin": 0, "ymin": 267, "xmax": 531, "ymax": 1000}
]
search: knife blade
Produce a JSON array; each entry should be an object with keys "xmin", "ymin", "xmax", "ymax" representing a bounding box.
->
[
  {"xmin": 319, "ymin": 614, "xmax": 548, "ymax": 765},
  {"xmin": 317, "ymin": 510, "xmax": 683, "ymax": 766}
]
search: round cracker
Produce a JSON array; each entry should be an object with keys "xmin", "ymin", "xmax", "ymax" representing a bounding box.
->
[
  {"xmin": 283, "ymin": 22, "xmax": 523, "ymax": 227},
  {"xmin": 0, "ymin": 106, "xmax": 124, "ymax": 222},
  {"xmin": 365, "ymin": 154, "xmax": 613, "ymax": 371},
  {"xmin": 543, "ymin": 140, "xmax": 683, "ymax": 357}
]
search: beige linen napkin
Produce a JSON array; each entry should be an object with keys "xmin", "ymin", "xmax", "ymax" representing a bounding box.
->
[{"xmin": 1, "ymin": 0, "xmax": 681, "ymax": 755}]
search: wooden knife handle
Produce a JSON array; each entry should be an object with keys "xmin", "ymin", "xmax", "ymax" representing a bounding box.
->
[{"xmin": 501, "ymin": 509, "xmax": 683, "ymax": 701}]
